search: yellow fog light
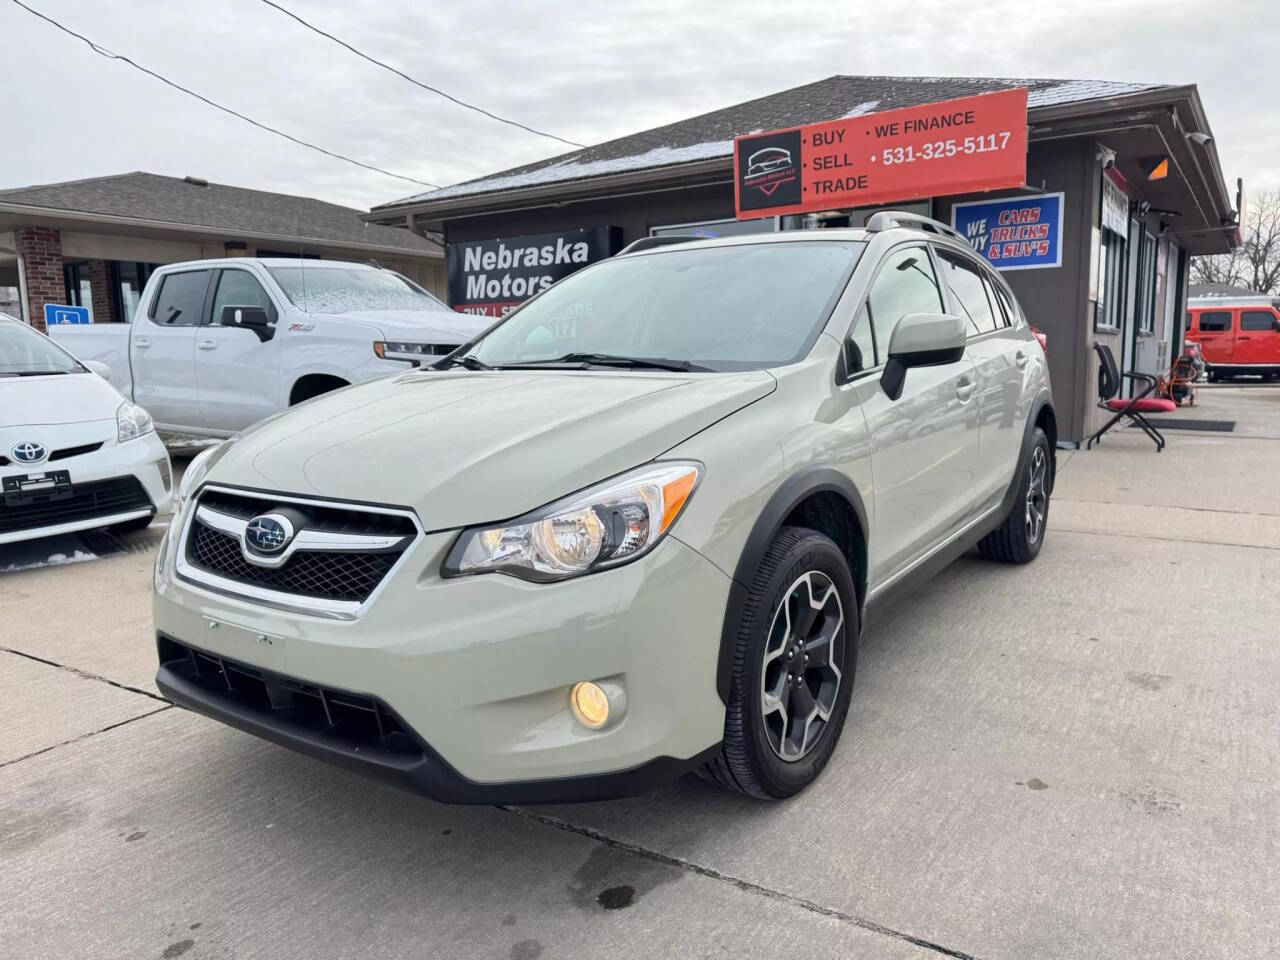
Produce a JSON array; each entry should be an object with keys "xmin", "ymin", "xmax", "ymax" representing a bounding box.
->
[
  {"xmin": 571, "ymin": 682, "xmax": 610, "ymax": 729},
  {"xmin": 570, "ymin": 679, "xmax": 627, "ymax": 730}
]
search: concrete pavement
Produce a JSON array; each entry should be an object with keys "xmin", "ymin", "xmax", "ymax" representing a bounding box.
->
[{"xmin": 2, "ymin": 387, "xmax": 1278, "ymax": 960}]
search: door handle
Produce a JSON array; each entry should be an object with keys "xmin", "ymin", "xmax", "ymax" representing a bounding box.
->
[
  {"xmin": 133, "ymin": 337, "xmax": 151, "ymax": 349},
  {"xmin": 1237, "ymin": 336, "xmax": 1251, "ymax": 341},
  {"xmin": 956, "ymin": 378, "xmax": 976, "ymax": 401},
  {"xmin": 197, "ymin": 339, "xmax": 218, "ymax": 350},
  {"xmin": 1015, "ymin": 350, "xmax": 1029, "ymax": 369}
]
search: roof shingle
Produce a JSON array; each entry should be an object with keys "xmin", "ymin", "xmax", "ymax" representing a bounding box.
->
[
  {"xmin": 375, "ymin": 75, "xmax": 1162, "ymax": 210},
  {"xmin": 0, "ymin": 172, "xmax": 436, "ymax": 255}
]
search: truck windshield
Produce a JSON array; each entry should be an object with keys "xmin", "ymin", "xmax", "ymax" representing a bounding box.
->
[
  {"xmin": 267, "ymin": 266, "xmax": 448, "ymax": 314},
  {"xmin": 0, "ymin": 321, "xmax": 84, "ymax": 376},
  {"xmin": 468, "ymin": 240, "xmax": 863, "ymax": 372}
]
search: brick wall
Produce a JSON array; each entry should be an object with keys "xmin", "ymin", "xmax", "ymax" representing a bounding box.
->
[
  {"xmin": 84, "ymin": 259, "xmax": 117, "ymax": 323},
  {"xmin": 15, "ymin": 226, "xmax": 63, "ymax": 332}
]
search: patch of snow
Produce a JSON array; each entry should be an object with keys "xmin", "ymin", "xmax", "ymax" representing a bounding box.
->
[
  {"xmin": 399, "ymin": 139, "xmax": 735, "ymax": 204},
  {"xmin": 162, "ymin": 434, "xmax": 220, "ymax": 452},
  {"xmin": 1, "ymin": 548, "xmax": 97, "ymax": 573},
  {"xmin": 842, "ymin": 100, "xmax": 880, "ymax": 118},
  {"xmin": 1027, "ymin": 79, "xmax": 1156, "ymax": 107}
]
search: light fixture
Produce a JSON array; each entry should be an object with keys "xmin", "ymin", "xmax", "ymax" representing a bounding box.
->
[
  {"xmin": 571, "ymin": 682, "xmax": 610, "ymax": 729},
  {"xmin": 1142, "ymin": 157, "xmax": 1170, "ymax": 181},
  {"xmin": 569, "ymin": 679, "xmax": 627, "ymax": 730}
]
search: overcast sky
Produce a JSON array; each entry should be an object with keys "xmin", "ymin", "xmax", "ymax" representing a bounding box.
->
[{"xmin": 2, "ymin": 0, "xmax": 1276, "ymax": 213}]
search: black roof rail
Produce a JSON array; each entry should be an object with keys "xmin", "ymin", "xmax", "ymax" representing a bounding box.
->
[
  {"xmin": 864, "ymin": 210, "xmax": 966, "ymax": 244},
  {"xmin": 617, "ymin": 235, "xmax": 701, "ymax": 255}
]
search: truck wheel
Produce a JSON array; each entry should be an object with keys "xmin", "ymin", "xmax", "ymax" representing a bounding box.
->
[
  {"xmin": 977, "ymin": 427, "xmax": 1050, "ymax": 565},
  {"xmin": 701, "ymin": 526, "xmax": 857, "ymax": 799}
]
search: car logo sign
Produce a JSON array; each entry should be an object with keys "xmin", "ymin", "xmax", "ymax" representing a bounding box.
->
[
  {"xmin": 11, "ymin": 441, "xmax": 48, "ymax": 464},
  {"xmin": 244, "ymin": 514, "xmax": 294, "ymax": 555}
]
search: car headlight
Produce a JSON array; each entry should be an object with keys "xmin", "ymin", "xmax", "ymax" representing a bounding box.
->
[
  {"xmin": 175, "ymin": 440, "xmax": 231, "ymax": 513},
  {"xmin": 373, "ymin": 341, "xmax": 453, "ymax": 361},
  {"xmin": 442, "ymin": 462, "xmax": 702, "ymax": 582},
  {"xmin": 116, "ymin": 401, "xmax": 154, "ymax": 443}
]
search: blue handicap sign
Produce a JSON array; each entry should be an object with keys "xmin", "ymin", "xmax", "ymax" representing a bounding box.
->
[{"xmin": 43, "ymin": 304, "xmax": 90, "ymax": 325}]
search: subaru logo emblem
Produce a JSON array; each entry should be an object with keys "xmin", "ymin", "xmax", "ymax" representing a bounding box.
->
[
  {"xmin": 244, "ymin": 513, "xmax": 294, "ymax": 555},
  {"xmin": 11, "ymin": 441, "xmax": 48, "ymax": 464}
]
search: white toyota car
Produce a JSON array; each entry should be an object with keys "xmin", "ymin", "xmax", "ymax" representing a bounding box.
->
[{"xmin": 1, "ymin": 315, "xmax": 172, "ymax": 545}]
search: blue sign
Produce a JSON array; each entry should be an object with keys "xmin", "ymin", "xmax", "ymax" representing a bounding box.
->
[
  {"xmin": 951, "ymin": 192, "xmax": 1064, "ymax": 271},
  {"xmin": 44, "ymin": 304, "xmax": 90, "ymax": 325}
]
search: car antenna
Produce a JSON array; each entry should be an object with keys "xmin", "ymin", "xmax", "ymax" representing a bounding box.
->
[{"xmin": 296, "ymin": 207, "xmax": 308, "ymax": 312}]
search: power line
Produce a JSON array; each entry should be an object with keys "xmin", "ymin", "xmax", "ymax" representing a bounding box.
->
[
  {"xmin": 257, "ymin": 0, "xmax": 585, "ymax": 149},
  {"xmin": 7, "ymin": 0, "xmax": 439, "ymax": 189}
]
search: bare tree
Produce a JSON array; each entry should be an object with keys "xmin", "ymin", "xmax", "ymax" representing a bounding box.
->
[{"xmin": 1191, "ymin": 189, "xmax": 1280, "ymax": 294}]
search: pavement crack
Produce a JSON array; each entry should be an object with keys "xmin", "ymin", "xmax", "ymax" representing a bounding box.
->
[
  {"xmin": 1054, "ymin": 526, "xmax": 1280, "ymax": 552},
  {"xmin": 1054, "ymin": 497, "xmax": 1280, "ymax": 520},
  {"xmin": 0, "ymin": 704, "xmax": 172, "ymax": 769},
  {"xmin": 1, "ymin": 647, "xmax": 167, "ymax": 702},
  {"xmin": 499, "ymin": 805, "xmax": 985, "ymax": 960}
]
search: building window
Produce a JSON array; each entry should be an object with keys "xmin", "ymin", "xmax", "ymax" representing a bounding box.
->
[
  {"xmin": 62, "ymin": 263, "xmax": 94, "ymax": 320},
  {"xmin": 1136, "ymin": 229, "xmax": 1158, "ymax": 334},
  {"xmin": 109, "ymin": 262, "xmax": 159, "ymax": 323},
  {"xmin": 1096, "ymin": 227, "xmax": 1126, "ymax": 330}
]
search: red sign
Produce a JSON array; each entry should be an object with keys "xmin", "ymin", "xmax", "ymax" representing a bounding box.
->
[{"xmin": 734, "ymin": 88, "xmax": 1028, "ymax": 220}]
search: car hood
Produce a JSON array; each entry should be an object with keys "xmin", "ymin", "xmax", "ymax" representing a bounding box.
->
[
  {"xmin": 208, "ymin": 368, "xmax": 776, "ymax": 530},
  {"xmin": 1, "ymin": 371, "xmax": 121, "ymax": 426},
  {"xmin": 311, "ymin": 308, "xmax": 490, "ymax": 344}
]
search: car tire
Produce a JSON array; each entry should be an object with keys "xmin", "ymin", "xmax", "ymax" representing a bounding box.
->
[
  {"xmin": 977, "ymin": 427, "xmax": 1050, "ymax": 565},
  {"xmin": 700, "ymin": 526, "xmax": 858, "ymax": 799}
]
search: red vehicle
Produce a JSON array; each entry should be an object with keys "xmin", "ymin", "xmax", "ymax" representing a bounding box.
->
[{"xmin": 1185, "ymin": 298, "xmax": 1280, "ymax": 381}]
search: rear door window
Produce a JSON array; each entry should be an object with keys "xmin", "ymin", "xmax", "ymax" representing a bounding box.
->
[
  {"xmin": 151, "ymin": 270, "xmax": 211, "ymax": 326},
  {"xmin": 1240, "ymin": 310, "xmax": 1277, "ymax": 331},
  {"xmin": 1197, "ymin": 311, "xmax": 1232, "ymax": 332},
  {"xmin": 937, "ymin": 250, "xmax": 999, "ymax": 335}
]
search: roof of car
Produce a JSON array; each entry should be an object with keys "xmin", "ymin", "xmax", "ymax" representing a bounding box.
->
[{"xmin": 152, "ymin": 256, "xmax": 392, "ymax": 271}]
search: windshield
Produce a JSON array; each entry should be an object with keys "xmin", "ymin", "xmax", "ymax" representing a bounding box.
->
[
  {"xmin": 0, "ymin": 321, "xmax": 84, "ymax": 376},
  {"xmin": 468, "ymin": 241, "xmax": 863, "ymax": 372},
  {"xmin": 267, "ymin": 266, "xmax": 448, "ymax": 314}
]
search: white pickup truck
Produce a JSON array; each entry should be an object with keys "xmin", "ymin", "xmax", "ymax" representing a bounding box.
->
[{"xmin": 48, "ymin": 258, "xmax": 488, "ymax": 437}]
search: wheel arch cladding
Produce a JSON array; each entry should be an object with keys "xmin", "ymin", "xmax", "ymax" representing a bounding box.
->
[
  {"xmin": 717, "ymin": 468, "xmax": 868, "ymax": 704},
  {"xmin": 1034, "ymin": 399, "xmax": 1054, "ymax": 496}
]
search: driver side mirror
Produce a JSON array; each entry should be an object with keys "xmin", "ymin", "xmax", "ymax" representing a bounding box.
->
[
  {"xmin": 219, "ymin": 305, "xmax": 274, "ymax": 342},
  {"xmin": 880, "ymin": 312, "xmax": 966, "ymax": 401}
]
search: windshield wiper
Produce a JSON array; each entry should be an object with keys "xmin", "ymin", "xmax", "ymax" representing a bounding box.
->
[
  {"xmin": 500, "ymin": 353, "xmax": 710, "ymax": 372},
  {"xmin": 437, "ymin": 353, "xmax": 493, "ymax": 370},
  {"xmin": 0, "ymin": 370, "xmax": 72, "ymax": 377}
]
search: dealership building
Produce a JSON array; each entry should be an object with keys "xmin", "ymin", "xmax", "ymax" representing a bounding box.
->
[
  {"xmin": 1, "ymin": 172, "xmax": 445, "ymax": 331},
  {"xmin": 368, "ymin": 75, "xmax": 1238, "ymax": 444}
]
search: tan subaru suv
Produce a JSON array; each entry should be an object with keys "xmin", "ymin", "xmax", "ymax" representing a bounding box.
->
[{"xmin": 153, "ymin": 212, "xmax": 1055, "ymax": 802}]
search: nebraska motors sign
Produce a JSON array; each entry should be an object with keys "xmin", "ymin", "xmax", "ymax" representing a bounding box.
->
[
  {"xmin": 446, "ymin": 226, "xmax": 621, "ymax": 316},
  {"xmin": 734, "ymin": 88, "xmax": 1028, "ymax": 219}
]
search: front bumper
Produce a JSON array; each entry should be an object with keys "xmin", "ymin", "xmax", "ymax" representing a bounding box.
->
[
  {"xmin": 0, "ymin": 427, "xmax": 172, "ymax": 545},
  {"xmin": 154, "ymin": 527, "xmax": 732, "ymax": 802}
]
